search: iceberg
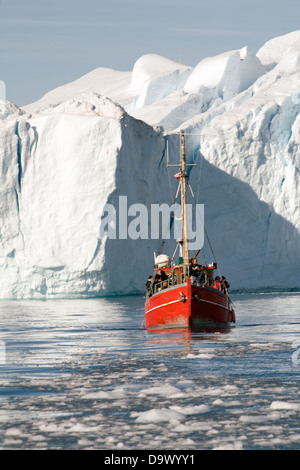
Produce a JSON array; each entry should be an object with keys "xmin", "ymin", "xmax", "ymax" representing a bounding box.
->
[
  {"xmin": 0, "ymin": 31, "xmax": 300, "ymax": 298},
  {"xmin": 0, "ymin": 95, "xmax": 167, "ymax": 298}
]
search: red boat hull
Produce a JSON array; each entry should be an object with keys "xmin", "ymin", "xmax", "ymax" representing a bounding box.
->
[{"xmin": 145, "ymin": 278, "xmax": 235, "ymax": 329}]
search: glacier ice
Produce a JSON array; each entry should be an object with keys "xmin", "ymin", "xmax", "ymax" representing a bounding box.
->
[
  {"xmin": 256, "ymin": 30, "xmax": 300, "ymax": 71},
  {"xmin": 183, "ymin": 46, "xmax": 265, "ymax": 99},
  {"xmin": 0, "ymin": 31, "xmax": 300, "ymax": 298}
]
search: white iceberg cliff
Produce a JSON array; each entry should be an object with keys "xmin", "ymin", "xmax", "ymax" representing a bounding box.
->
[{"xmin": 0, "ymin": 31, "xmax": 299, "ymax": 297}]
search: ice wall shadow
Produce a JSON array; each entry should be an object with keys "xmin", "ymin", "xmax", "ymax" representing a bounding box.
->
[{"xmin": 185, "ymin": 157, "xmax": 300, "ymax": 291}]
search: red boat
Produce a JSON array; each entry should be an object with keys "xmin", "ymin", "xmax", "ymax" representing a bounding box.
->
[
  {"xmin": 145, "ymin": 131, "xmax": 236, "ymax": 330},
  {"xmin": 145, "ymin": 268, "xmax": 235, "ymax": 329}
]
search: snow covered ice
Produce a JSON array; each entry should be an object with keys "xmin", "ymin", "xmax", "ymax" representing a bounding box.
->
[{"xmin": 1, "ymin": 31, "xmax": 300, "ymax": 298}]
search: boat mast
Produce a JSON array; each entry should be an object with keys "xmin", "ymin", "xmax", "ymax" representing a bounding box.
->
[{"xmin": 180, "ymin": 131, "xmax": 189, "ymax": 265}]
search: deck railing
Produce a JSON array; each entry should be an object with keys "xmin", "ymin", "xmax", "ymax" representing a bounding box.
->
[{"xmin": 147, "ymin": 270, "xmax": 229, "ymax": 299}]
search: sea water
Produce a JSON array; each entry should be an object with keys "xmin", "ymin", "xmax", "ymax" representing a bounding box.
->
[{"xmin": 0, "ymin": 292, "xmax": 299, "ymax": 450}]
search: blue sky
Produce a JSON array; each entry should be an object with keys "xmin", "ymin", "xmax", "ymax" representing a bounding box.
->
[{"xmin": 1, "ymin": 0, "xmax": 300, "ymax": 106}]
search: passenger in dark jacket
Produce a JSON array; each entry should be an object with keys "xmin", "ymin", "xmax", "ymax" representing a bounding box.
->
[
  {"xmin": 190, "ymin": 258, "xmax": 205, "ymax": 285},
  {"xmin": 146, "ymin": 275, "xmax": 153, "ymax": 290},
  {"xmin": 221, "ymin": 276, "xmax": 230, "ymax": 292},
  {"xmin": 146, "ymin": 275, "xmax": 154, "ymax": 298},
  {"xmin": 154, "ymin": 269, "xmax": 168, "ymax": 284}
]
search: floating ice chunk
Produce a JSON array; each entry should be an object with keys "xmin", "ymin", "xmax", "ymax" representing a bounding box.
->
[
  {"xmin": 133, "ymin": 407, "xmax": 186, "ymax": 423},
  {"xmin": 138, "ymin": 384, "xmax": 185, "ymax": 398},
  {"xmin": 212, "ymin": 399, "xmax": 225, "ymax": 406},
  {"xmin": 186, "ymin": 352, "xmax": 215, "ymax": 359},
  {"xmin": 82, "ymin": 388, "xmax": 126, "ymax": 400},
  {"xmin": 202, "ymin": 388, "xmax": 224, "ymax": 396},
  {"xmin": 239, "ymin": 414, "xmax": 271, "ymax": 423},
  {"xmin": 5, "ymin": 427, "xmax": 23, "ymax": 436},
  {"xmin": 267, "ymin": 411, "xmax": 282, "ymax": 421},
  {"xmin": 213, "ymin": 441, "xmax": 244, "ymax": 450},
  {"xmin": 170, "ymin": 404, "xmax": 210, "ymax": 415},
  {"xmin": 270, "ymin": 401, "xmax": 300, "ymax": 411}
]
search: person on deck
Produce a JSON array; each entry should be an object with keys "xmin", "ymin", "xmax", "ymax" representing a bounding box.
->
[
  {"xmin": 154, "ymin": 269, "xmax": 168, "ymax": 291},
  {"xmin": 213, "ymin": 276, "xmax": 221, "ymax": 290},
  {"xmin": 146, "ymin": 275, "xmax": 153, "ymax": 290},
  {"xmin": 146, "ymin": 275, "xmax": 153, "ymax": 298},
  {"xmin": 154, "ymin": 269, "xmax": 167, "ymax": 284},
  {"xmin": 221, "ymin": 276, "xmax": 230, "ymax": 293},
  {"xmin": 190, "ymin": 258, "xmax": 205, "ymax": 285}
]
